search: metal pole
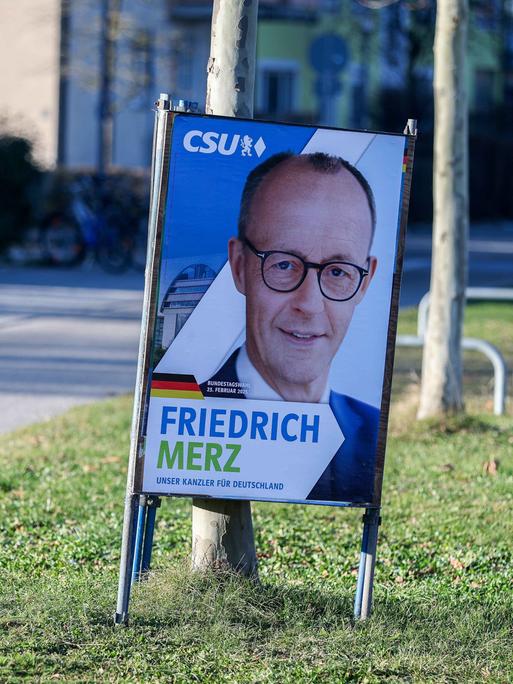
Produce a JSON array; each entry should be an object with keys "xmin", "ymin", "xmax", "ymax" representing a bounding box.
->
[
  {"xmin": 354, "ymin": 507, "xmax": 381, "ymax": 620},
  {"xmin": 131, "ymin": 495, "xmax": 148, "ymax": 583},
  {"xmin": 114, "ymin": 494, "xmax": 139, "ymax": 625},
  {"xmin": 353, "ymin": 513, "xmax": 369, "ymax": 617},
  {"xmin": 114, "ymin": 95, "xmax": 170, "ymax": 626},
  {"xmin": 129, "ymin": 96, "xmax": 194, "ymax": 586},
  {"xmin": 141, "ymin": 496, "xmax": 161, "ymax": 575},
  {"xmin": 128, "ymin": 97, "xmax": 195, "ymax": 587}
]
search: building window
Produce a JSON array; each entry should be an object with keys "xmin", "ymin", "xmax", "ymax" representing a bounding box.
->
[
  {"xmin": 128, "ymin": 29, "xmax": 154, "ymax": 106},
  {"xmin": 257, "ymin": 61, "xmax": 298, "ymax": 117},
  {"xmin": 155, "ymin": 315, "xmax": 164, "ymax": 349},
  {"xmin": 351, "ymin": 65, "xmax": 368, "ymax": 128},
  {"xmin": 473, "ymin": 0, "xmax": 499, "ymax": 30},
  {"xmin": 505, "ymin": 70, "xmax": 513, "ymax": 107},
  {"xmin": 175, "ymin": 313, "xmax": 189, "ymax": 337},
  {"xmin": 474, "ymin": 69, "xmax": 495, "ymax": 112}
]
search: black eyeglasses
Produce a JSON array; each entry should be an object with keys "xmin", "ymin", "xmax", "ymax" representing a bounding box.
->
[{"xmin": 244, "ymin": 238, "xmax": 369, "ymax": 302}]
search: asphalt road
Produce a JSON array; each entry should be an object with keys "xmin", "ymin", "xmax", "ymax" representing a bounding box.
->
[
  {"xmin": 0, "ymin": 265, "xmax": 144, "ymax": 433},
  {"xmin": 401, "ymin": 225, "xmax": 513, "ymax": 306},
  {"xmin": 1, "ymin": 225, "xmax": 512, "ymax": 433}
]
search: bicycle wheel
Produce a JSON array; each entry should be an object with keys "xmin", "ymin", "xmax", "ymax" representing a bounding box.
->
[
  {"xmin": 42, "ymin": 218, "xmax": 85, "ymax": 266},
  {"xmin": 95, "ymin": 230, "xmax": 132, "ymax": 274}
]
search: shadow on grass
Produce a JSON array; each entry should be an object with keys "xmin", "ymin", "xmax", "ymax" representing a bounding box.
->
[
  {"xmin": 395, "ymin": 412, "xmax": 510, "ymax": 440},
  {"xmin": 129, "ymin": 562, "xmax": 509, "ymax": 637},
  {"xmin": 131, "ymin": 567, "xmax": 355, "ymax": 631},
  {"xmin": 2, "ymin": 565, "xmax": 512, "ymax": 681}
]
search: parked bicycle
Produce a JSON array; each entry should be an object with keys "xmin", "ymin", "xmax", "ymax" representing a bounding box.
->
[{"xmin": 40, "ymin": 175, "xmax": 148, "ymax": 273}]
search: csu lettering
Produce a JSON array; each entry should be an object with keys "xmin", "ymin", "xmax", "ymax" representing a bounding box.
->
[
  {"xmin": 183, "ymin": 130, "xmax": 240, "ymax": 156},
  {"xmin": 182, "ymin": 130, "xmax": 266, "ymax": 157}
]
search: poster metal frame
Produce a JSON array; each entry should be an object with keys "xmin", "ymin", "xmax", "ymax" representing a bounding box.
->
[{"xmin": 115, "ymin": 99, "xmax": 416, "ymax": 625}]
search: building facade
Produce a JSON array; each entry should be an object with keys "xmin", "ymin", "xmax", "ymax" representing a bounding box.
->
[{"xmin": 2, "ymin": 0, "xmax": 512, "ymax": 174}]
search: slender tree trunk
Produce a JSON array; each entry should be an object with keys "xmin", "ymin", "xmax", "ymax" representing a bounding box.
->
[
  {"xmin": 417, "ymin": 0, "xmax": 469, "ymax": 418},
  {"xmin": 98, "ymin": 0, "xmax": 121, "ymax": 174},
  {"xmin": 57, "ymin": 0, "xmax": 71, "ymax": 166},
  {"xmin": 191, "ymin": 0, "xmax": 259, "ymax": 577},
  {"xmin": 205, "ymin": 0, "xmax": 259, "ymax": 118}
]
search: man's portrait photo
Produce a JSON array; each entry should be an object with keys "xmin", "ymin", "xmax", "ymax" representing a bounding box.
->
[{"xmin": 151, "ymin": 117, "xmax": 409, "ymax": 505}]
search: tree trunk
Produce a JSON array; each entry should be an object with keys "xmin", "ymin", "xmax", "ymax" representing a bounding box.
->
[
  {"xmin": 417, "ymin": 0, "xmax": 469, "ymax": 418},
  {"xmin": 205, "ymin": 0, "xmax": 259, "ymax": 118},
  {"xmin": 191, "ymin": 0, "xmax": 259, "ymax": 577},
  {"xmin": 98, "ymin": 0, "xmax": 120, "ymax": 174}
]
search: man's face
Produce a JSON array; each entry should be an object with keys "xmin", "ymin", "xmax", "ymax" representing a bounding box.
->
[{"xmin": 229, "ymin": 160, "xmax": 377, "ymax": 402}]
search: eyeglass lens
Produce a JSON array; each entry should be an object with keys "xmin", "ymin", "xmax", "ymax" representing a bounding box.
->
[{"xmin": 262, "ymin": 252, "xmax": 362, "ymax": 300}]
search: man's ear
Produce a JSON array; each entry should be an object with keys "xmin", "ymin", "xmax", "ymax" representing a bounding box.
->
[
  {"xmin": 354, "ymin": 255, "xmax": 377, "ymax": 304},
  {"xmin": 228, "ymin": 237, "xmax": 246, "ymax": 295}
]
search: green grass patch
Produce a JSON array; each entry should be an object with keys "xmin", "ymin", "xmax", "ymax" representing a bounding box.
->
[{"xmin": 0, "ymin": 304, "xmax": 512, "ymax": 681}]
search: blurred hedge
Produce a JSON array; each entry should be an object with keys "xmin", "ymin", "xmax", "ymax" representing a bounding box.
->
[{"xmin": 0, "ymin": 135, "xmax": 43, "ymax": 251}]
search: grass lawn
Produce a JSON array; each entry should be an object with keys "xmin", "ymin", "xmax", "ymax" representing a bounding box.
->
[{"xmin": 0, "ymin": 303, "xmax": 512, "ymax": 682}]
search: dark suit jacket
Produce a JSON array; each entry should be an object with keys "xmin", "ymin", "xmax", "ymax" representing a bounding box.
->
[{"xmin": 200, "ymin": 348, "xmax": 379, "ymax": 504}]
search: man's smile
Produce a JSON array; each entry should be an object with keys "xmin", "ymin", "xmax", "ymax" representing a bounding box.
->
[{"xmin": 279, "ymin": 328, "xmax": 327, "ymax": 345}]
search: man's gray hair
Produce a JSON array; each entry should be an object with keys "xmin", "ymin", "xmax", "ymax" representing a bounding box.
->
[{"xmin": 237, "ymin": 151, "xmax": 376, "ymax": 241}]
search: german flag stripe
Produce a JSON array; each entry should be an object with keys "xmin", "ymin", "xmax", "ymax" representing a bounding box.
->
[
  {"xmin": 150, "ymin": 389, "xmax": 204, "ymax": 400},
  {"xmin": 151, "ymin": 380, "xmax": 199, "ymax": 391},
  {"xmin": 152, "ymin": 372, "xmax": 197, "ymax": 383}
]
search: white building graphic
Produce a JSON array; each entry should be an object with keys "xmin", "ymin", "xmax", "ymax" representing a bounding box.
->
[{"xmin": 156, "ymin": 261, "xmax": 218, "ymax": 349}]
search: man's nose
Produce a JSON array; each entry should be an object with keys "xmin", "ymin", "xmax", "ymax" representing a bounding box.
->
[{"xmin": 291, "ymin": 268, "xmax": 325, "ymax": 314}]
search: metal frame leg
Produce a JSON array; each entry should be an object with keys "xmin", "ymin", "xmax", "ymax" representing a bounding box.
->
[
  {"xmin": 354, "ymin": 507, "xmax": 381, "ymax": 620},
  {"xmin": 114, "ymin": 493, "xmax": 140, "ymax": 626},
  {"xmin": 132, "ymin": 495, "xmax": 148, "ymax": 584},
  {"xmin": 141, "ymin": 496, "xmax": 161, "ymax": 575}
]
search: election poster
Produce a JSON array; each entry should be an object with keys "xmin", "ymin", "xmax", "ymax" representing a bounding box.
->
[{"xmin": 136, "ymin": 114, "xmax": 414, "ymax": 506}]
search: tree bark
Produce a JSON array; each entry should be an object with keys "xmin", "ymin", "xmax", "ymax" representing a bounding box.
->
[
  {"xmin": 192, "ymin": 0, "xmax": 259, "ymax": 577},
  {"xmin": 417, "ymin": 0, "xmax": 469, "ymax": 418},
  {"xmin": 205, "ymin": 0, "xmax": 259, "ymax": 118}
]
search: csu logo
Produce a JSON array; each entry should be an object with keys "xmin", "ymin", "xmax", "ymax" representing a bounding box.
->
[{"xmin": 183, "ymin": 130, "xmax": 267, "ymax": 158}]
